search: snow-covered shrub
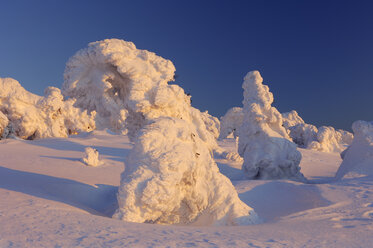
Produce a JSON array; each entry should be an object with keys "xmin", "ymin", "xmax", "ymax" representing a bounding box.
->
[
  {"xmin": 308, "ymin": 126, "xmax": 353, "ymax": 153},
  {"xmin": 69, "ymin": 39, "xmax": 258, "ymax": 225},
  {"xmin": 237, "ymin": 71, "xmax": 304, "ymax": 180},
  {"xmin": 82, "ymin": 147, "xmax": 102, "ymax": 167},
  {"xmin": 282, "ymin": 110, "xmax": 353, "ymax": 153},
  {"xmin": 219, "ymin": 107, "xmax": 244, "ymax": 139},
  {"xmin": 282, "ymin": 110, "xmax": 305, "ymax": 130},
  {"xmin": 336, "ymin": 120, "xmax": 373, "ymax": 179},
  {"xmin": 288, "ymin": 123, "xmax": 318, "ymax": 148},
  {"xmin": 0, "ymin": 78, "xmax": 95, "ymax": 139}
]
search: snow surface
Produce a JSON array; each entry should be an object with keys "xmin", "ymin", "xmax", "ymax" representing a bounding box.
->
[
  {"xmin": 238, "ymin": 71, "xmax": 304, "ymax": 180},
  {"xmin": 1, "ymin": 131, "xmax": 373, "ymax": 247}
]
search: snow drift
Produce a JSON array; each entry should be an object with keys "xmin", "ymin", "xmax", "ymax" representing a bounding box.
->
[
  {"xmin": 0, "ymin": 78, "xmax": 95, "ymax": 139},
  {"xmin": 237, "ymin": 71, "xmax": 304, "ymax": 180},
  {"xmin": 336, "ymin": 120, "xmax": 373, "ymax": 179},
  {"xmin": 66, "ymin": 39, "xmax": 258, "ymax": 225}
]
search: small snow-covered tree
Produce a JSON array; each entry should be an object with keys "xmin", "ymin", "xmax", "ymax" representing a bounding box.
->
[
  {"xmin": 219, "ymin": 107, "xmax": 244, "ymax": 140},
  {"xmin": 237, "ymin": 71, "xmax": 304, "ymax": 180},
  {"xmin": 336, "ymin": 120, "xmax": 373, "ymax": 178}
]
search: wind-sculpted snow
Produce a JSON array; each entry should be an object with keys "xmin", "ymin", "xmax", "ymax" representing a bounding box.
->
[
  {"xmin": 114, "ymin": 118, "xmax": 259, "ymax": 225},
  {"xmin": 219, "ymin": 107, "xmax": 244, "ymax": 139},
  {"xmin": 336, "ymin": 120, "xmax": 373, "ymax": 178},
  {"xmin": 237, "ymin": 71, "xmax": 304, "ymax": 180},
  {"xmin": 282, "ymin": 110, "xmax": 353, "ymax": 153},
  {"xmin": 0, "ymin": 78, "xmax": 95, "ymax": 139},
  {"xmin": 68, "ymin": 39, "xmax": 258, "ymax": 225}
]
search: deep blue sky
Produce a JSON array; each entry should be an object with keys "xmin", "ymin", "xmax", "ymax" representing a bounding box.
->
[{"xmin": 1, "ymin": 0, "xmax": 372, "ymax": 130}]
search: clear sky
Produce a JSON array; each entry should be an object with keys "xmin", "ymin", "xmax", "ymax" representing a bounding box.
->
[{"xmin": 1, "ymin": 0, "xmax": 372, "ymax": 130}]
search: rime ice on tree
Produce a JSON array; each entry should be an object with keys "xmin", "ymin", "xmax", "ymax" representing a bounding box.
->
[
  {"xmin": 66, "ymin": 39, "xmax": 259, "ymax": 225},
  {"xmin": 238, "ymin": 71, "xmax": 304, "ymax": 180}
]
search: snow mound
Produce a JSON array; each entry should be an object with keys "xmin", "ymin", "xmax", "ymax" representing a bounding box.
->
[
  {"xmin": 66, "ymin": 39, "xmax": 258, "ymax": 225},
  {"xmin": 336, "ymin": 120, "xmax": 373, "ymax": 178},
  {"xmin": 237, "ymin": 71, "xmax": 304, "ymax": 180},
  {"xmin": 82, "ymin": 147, "xmax": 103, "ymax": 167},
  {"xmin": 219, "ymin": 107, "xmax": 244, "ymax": 139},
  {"xmin": 0, "ymin": 78, "xmax": 95, "ymax": 139}
]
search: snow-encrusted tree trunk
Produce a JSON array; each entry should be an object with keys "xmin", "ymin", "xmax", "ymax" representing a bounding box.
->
[
  {"xmin": 238, "ymin": 71, "xmax": 304, "ymax": 180},
  {"xmin": 65, "ymin": 39, "xmax": 259, "ymax": 225}
]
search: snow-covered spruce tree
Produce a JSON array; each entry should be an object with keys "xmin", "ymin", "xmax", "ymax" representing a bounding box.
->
[
  {"xmin": 0, "ymin": 78, "xmax": 95, "ymax": 139},
  {"xmin": 219, "ymin": 107, "xmax": 244, "ymax": 140},
  {"xmin": 237, "ymin": 71, "xmax": 304, "ymax": 180},
  {"xmin": 336, "ymin": 120, "xmax": 373, "ymax": 179},
  {"xmin": 65, "ymin": 39, "xmax": 259, "ymax": 225}
]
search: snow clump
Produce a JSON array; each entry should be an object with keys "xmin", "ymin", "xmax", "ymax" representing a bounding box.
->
[
  {"xmin": 82, "ymin": 147, "xmax": 103, "ymax": 167},
  {"xmin": 237, "ymin": 71, "xmax": 304, "ymax": 180},
  {"xmin": 66, "ymin": 39, "xmax": 259, "ymax": 225},
  {"xmin": 0, "ymin": 78, "xmax": 95, "ymax": 139},
  {"xmin": 336, "ymin": 120, "xmax": 373, "ymax": 179}
]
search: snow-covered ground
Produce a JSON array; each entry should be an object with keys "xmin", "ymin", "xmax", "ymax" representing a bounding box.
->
[{"xmin": 1, "ymin": 131, "xmax": 372, "ymax": 247}]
